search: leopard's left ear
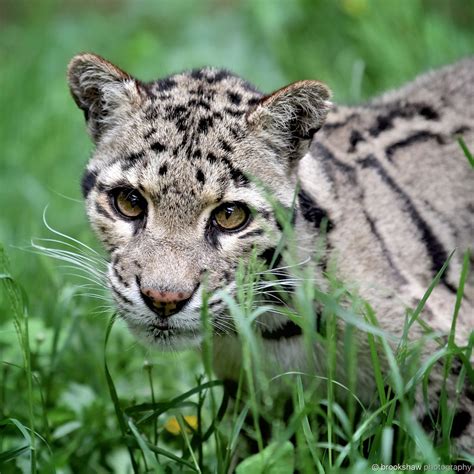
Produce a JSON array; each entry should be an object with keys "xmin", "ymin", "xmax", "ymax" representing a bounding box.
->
[
  {"xmin": 67, "ymin": 53, "xmax": 145, "ymax": 142},
  {"xmin": 247, "ymin": 80, "xmax": 332, "ymax": 163}
]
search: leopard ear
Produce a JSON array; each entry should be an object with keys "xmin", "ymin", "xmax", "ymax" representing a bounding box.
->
[
  {"xmin": 67, "ymin": 53, "xmax": 144, "ymax": 142},
  {"xmin": 247, "ymin": 80, "xmax": 332, "ymax": 164}
]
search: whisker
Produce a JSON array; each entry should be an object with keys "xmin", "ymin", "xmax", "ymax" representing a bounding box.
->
[
  {"xmin": 33, "ymin": 237, "xmax": 107, "ymax": 266},
  {"xmin": 75, "ymin": 293, "xmax": 113, "ymax": 302},
  {"xmin": 33, "ymin": 245, "xmax": 105, "ymax": 282},
  {"xmin": 257, "ymin": 256, "xmax": 311, "ymax": 275},
  {"xmin": 42, "ymin": 207, "xmax": 102, "ymax": 256},
  {"xmin": 61, "ymin": 270, "xmax": 107, "ymax": 289}
]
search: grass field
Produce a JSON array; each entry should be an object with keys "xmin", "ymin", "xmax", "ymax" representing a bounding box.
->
[{"xmin": 1, "ymin": 1, "xmax": 473, "ymax": 472}]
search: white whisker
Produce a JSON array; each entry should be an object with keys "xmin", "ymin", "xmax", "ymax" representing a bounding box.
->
[{"xmin": 42, "ymin": 207, "xmax": 102, "ymax": 256}]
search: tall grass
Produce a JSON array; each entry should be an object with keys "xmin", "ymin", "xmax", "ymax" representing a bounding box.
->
[{"xmin": 1, "ymin": 194, "xmax": 473, "ymax": 471}]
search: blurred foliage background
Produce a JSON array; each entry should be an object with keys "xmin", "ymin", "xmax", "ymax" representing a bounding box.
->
[{"xmin": 0, "ymin": 0, "xmax": 473, "ymax": 471}]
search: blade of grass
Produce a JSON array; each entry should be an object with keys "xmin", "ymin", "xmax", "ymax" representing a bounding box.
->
[
  {"xmin": 0, "ymin": 246, "xmax": 37, "ymax": 473},
  {"xmin": 177, "ymin": 414, "xmax": 201, "ymax": 473},
  {"xmin": 128, "ymin": 418, "xmax": 165, "ymax": 474},
  {"xmin": 104, "ymin": 314, "xmax": 139, "ymax": 473},
  {"xmin": 458, "ymin": 136, "xmax": 474, "ymax": 168}
]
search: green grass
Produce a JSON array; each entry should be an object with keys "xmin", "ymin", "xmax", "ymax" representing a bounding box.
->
[{"xmin": 1, "ymin": 0, "xmax": 474, "ymax": 472}]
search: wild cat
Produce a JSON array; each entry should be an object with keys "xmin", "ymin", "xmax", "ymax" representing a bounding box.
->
[{"xmin": 66, "ymin": 53, "xmax": 473, "ymax": 451}]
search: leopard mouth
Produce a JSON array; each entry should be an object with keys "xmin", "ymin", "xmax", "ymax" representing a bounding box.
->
[
  {"xmin": 147, "ymin": 325, "xmax": 202, "ymax": 350},
  {"xmin": 123, "ymin": 314, "xmax": 202, "ymax": 349}
]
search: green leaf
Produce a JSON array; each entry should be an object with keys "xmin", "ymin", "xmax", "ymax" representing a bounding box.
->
[
  {"xmin": 458, "ymin": 136, "xmax": 474, "ymax": 168},
  {"xmin": 0, "ymin": 445, "xmax": 30, "ymax": 463},
  {"xmin": 235, "ymin": 441, "xmax": 295, "ymax": 474}
]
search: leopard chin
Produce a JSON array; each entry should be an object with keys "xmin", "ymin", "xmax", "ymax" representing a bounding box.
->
[{"xmin": 126, "ymin": 318, "xmax": 203, "ymax": 351}]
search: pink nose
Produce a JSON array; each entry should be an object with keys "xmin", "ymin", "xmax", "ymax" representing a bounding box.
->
[
  {"xmin": 140, "ymin": 288, "xmax": 193, "ymax": 318},
  {"xmin": 142, "ymin": 288, "xmax": 193, "ymax": 304}
]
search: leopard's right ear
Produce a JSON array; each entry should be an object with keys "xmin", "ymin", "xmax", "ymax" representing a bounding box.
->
[{"xmin": 67, "ymin": 53, "xmax": 144, "ymax": 142}]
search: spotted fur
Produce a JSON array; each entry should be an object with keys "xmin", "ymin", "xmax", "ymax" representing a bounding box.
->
[{"xmin": 68, "ymin": 54, "xmax": 473, "ymax": 452}]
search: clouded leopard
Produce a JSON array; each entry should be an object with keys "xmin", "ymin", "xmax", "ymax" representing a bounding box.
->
[{"xmin": 67, "ymin": 54, "xmax": 473, "ymax": 452}]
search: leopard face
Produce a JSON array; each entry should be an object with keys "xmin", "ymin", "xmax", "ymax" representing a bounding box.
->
[{"xmin": 68, "ymin": 53, "xmax": 330, "ymax": 349}]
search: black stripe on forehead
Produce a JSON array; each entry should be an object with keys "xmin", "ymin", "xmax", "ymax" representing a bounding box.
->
[{"xmin": 205, "ymin": 152, "xmax": 249, "ymax": 187}]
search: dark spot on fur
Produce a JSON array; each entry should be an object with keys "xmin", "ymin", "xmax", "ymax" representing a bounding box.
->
[
  {"xmin": 159, "ymin": 164, "xmax": 168, "ymax": 176},
  {"xmin": 213, "ymin": 111, "xmax": 223, "ymax": 121},
  {"xmin": 126, "ymin": 150, "xmax": 145, "ymax": 162},
  {"xmin": 198, "ymin": 116, "xmax": 214, "ymax": 134},
  {"xmin": 156, "ymin": 77, "xmax": 176, "ymax": 91},
  {"xmin": 212, "ymin": 70, "xmax": 230, "ymax": 82},
  {"xmin": 261, "ymin": 320, "xmax": 302, "ymax": 340},
  {"xmin": 230, "ymin": 126, "xmax": 243, "ymax": 139},
  {"xmin": 190, "ymin": 69, "xmax": 204, "ymax": 80},
  {"xmin": 144, "ymin": 105, "xmax": 158, "ymax": 121},
  {"xmin": 451, "ymin": 410, "xmax": 471, "ymax": 438},
  {"xmin": 224, "ymin": 108, "xmax": 244, "ymax": 117},
  {"xmin": 227, "ymin": 91, "xmax": 242, "ymax": 105},
  {"xmin": 144, "ymin": 127, "xmax": 156, "ymax": 140},
  {"xmin": 196, "ymin": 169, "xmax": 205, "ymax": 184},
  {"xmin": 151, "ymin": 141, "xmax": 166, "ymax": 153},
  {"xmin": 81, "ymin": 169, "xmax": 97, "ymax": 197},
  {"xmin": 220, "ymin": 139, "xmax": 233, "ymax": 153},
  {"xmin": 453, "ymin": 126, "xmax": 470, "ymax": 136},
  {"xmin": 348, "ymin": 129, "xmax": 365, "ymax": 152},
  {"xmin": 189, "ymin": 98, "xmax": 211, "ymax": 110},
  {"xmin": 369, "ymin": 115, "xmax": 391, "ymax": 136},
  {"xmin": 220, "ymin": 157, "xmax": 249, "ymax": 186},
  {"xmin": 192, "ymin": 149, "xmax": 202, "ymax": 160},
  {"xmin": 298, "ymin": 189, "xmax": 334, "ymax": 232},
  {"xmin": 207, "ymin": 152, "xmax": 217, "ymax": 164},
  {"xmin": 258, "ymin": 247, "xmax": 282, "ymax": 270},
  {"xmin": 247, "ymin": 96, "xmax": 261, "ymax": 106},
  {"xmin": 164, "ymin": 105, "xmax": 190, "ymax": 132},
  {"xmin": 419, "ymin": 105, "xmax": 439, "ymax": 120}
]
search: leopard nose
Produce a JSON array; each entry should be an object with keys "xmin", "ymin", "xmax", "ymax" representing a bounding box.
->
[{"xmin": 140, "ymin": 288, "xmax": 193, "ymax": 318}]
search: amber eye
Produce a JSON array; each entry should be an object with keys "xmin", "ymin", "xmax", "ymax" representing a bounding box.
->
[
  {"xmin": 212, "ymin": 202, "xmax": 250, "ymax": 232},
  {"xmin": 112, "ymin": 188, "xmax": 147, "ymax": 219}
]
